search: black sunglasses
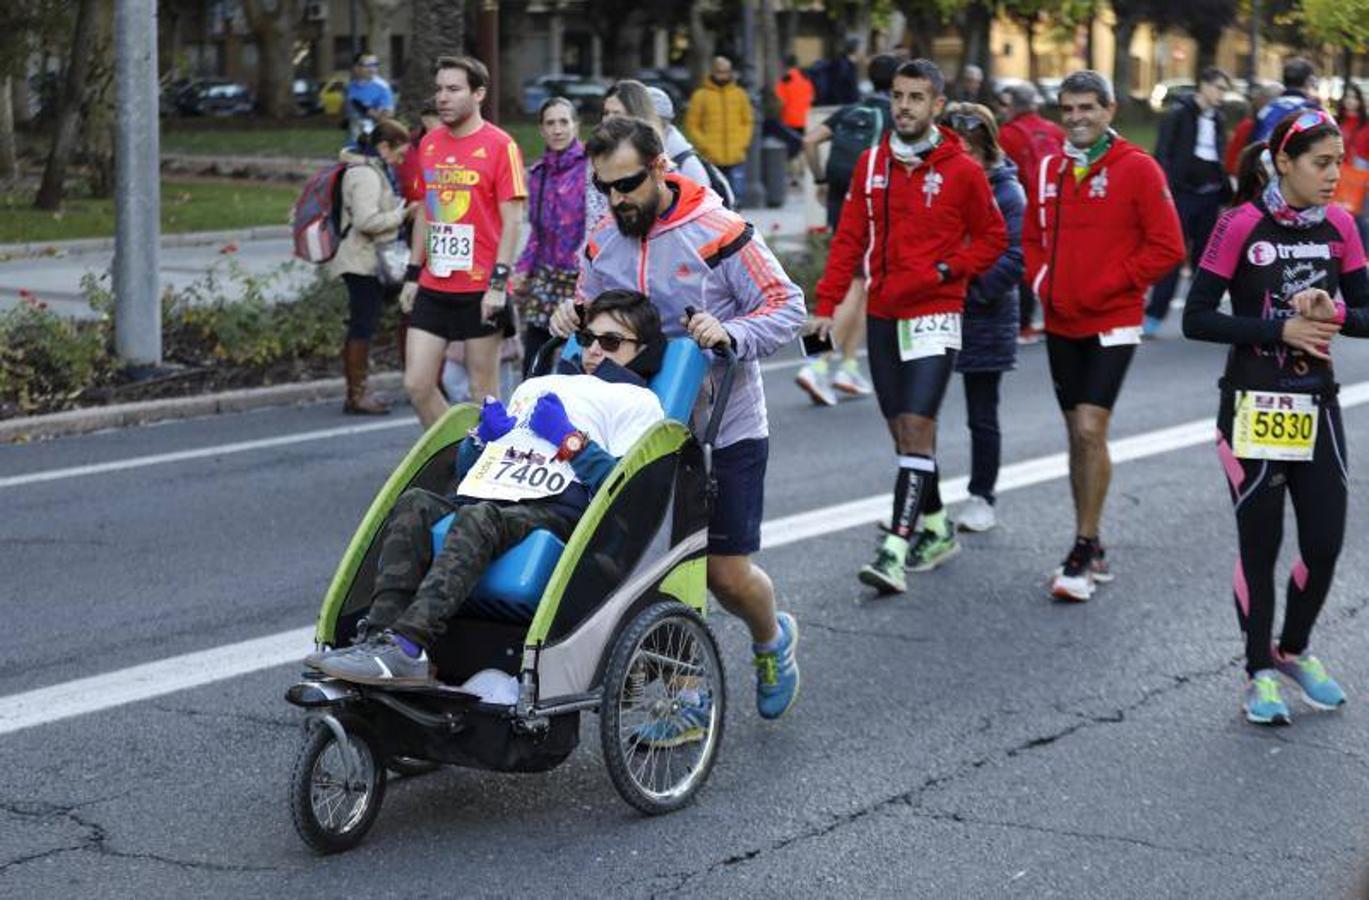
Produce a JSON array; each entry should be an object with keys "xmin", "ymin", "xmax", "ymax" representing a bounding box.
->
[
  {"xmin": 592, "ymin": 168, "xmax": 651, "ymax": 196},
  {"xmin": 576, "ymin": 329, "xmax": 640, "ymax": 353},
  {"xmin": 948, "ymin": 113, "xmax": 987, "ymax": 133}
]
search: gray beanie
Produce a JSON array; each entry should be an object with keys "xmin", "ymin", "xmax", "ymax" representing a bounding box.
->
[{"xmin": 646, "ymin": 86, "xmax": 675, "ymax": 121}]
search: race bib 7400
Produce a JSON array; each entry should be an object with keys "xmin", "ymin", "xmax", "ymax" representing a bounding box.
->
[
  {"xmin": 456, "ymin": 438, "xmax": 575, "ymax": 502},
  {"xmin": 897, "ymin": 313, "xmax": 962, "ymax": 361},
  {"xmin": 1232, "ymin": 390, "xmax": 1318, "ymax": 461}
]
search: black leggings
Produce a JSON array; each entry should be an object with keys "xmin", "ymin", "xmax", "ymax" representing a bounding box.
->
[
  {"xmin": 866, "ymin": 316, "xmax": 957, "ymax": 420},
  {"xmin": 963, "ymin": 371, "xmax": 1002, "ymax": 502},
  {"xmin": 1216, "ymin": 393, "xmax": 1348, "ymax": 676},
  {"xmin": 341, "ymin": 273, "xmax": 385, "ymax": 341}
]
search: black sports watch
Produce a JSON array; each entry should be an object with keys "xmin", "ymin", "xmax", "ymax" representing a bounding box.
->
[{"xmin": 934, "ymin": 261, "xmax": 953, "ymax": 283}]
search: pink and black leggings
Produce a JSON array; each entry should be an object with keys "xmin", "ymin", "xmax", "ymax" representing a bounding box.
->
[{"xmin": 1215, "ymin": 391, "xmax": 1348, "ymax": 676}]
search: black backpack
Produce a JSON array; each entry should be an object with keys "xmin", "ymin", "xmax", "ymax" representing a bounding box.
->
[
  {"xmin": 672, "ymin": 148, "xmax": 737, "ymax": 210},
  {"xmin": 826, "ymin": 99, "xmax": 887, "ymax": 189}
]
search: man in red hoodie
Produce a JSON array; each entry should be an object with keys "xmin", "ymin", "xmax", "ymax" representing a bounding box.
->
[
  {"xmin": 813, "ymin": 58, "xmax": 1007, "ymax": 594},
  {"xmin": 1022, "ymin": 70, "xmax": 1184, "ymax": 602}
]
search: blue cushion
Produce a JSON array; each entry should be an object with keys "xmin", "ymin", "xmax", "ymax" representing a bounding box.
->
[
  {"xmin": 430, "ymin": 513, "xmax": 565, "ymax": 623},
  {"xmin": 426, "ymin": 337, "xmax": 708, "ymax": 622}
]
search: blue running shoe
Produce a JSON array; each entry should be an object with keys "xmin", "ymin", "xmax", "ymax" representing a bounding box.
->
[
  {"xmin": 755, "ymin": 612, "xmax": 800, "ymax": 720},
  {"xmin": 1244, "ymin": 670, "xmax": 1292, "ymax": 726},
  {"xmin": 632, "ymin": 696, "xmax": 713, "ymax": 749},
  {"xmin": 1274, "ymin": 651, "xmax": 1347, "ymax": 710}
]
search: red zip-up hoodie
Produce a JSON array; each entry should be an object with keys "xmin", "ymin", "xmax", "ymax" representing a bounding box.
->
[
  {"xmin": 1023, "ymin": 136, "xmax": 1184, "ymax": 338},
  {"xmin": 816, "ymin": 125, "xmax": 1007, "ymax": 319}
]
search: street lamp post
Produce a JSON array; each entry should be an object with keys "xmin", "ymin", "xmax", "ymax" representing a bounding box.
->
[{"xmin": 114, "ymin": 0, "xmax": 162, "ymax": 368}]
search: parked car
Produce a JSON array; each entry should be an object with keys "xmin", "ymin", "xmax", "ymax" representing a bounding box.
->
[
  {"xmin": 294, "ymin": 78, "xmax": 323, "ymax": 116},
  {"xmin": 633, "ymin": 66, "xmax": 692, "ymax": 113},
  {"xmin": 991, "ymin": 76, "xmax": 1043, "ymax": 106},
  {"xmin": 1149, "ymin": 78, "xmax": 1251, "ymax": 115},
  {"xmin": 1036, "ymin": 76, "xmax": 1063, "ymax": 106},
  {"xmin": 175, "ymin": 79, "xmax": 254, "ymax": 117},
  {"xmin": 521, "ymin": 73, "xmax": 609, "ymax": 117}
]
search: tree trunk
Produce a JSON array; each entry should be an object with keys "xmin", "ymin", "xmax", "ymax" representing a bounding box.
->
[
  {"xmin": 1112, "ymin": 17, "xmax": 1138, "ymax": 100},
  {"xmin": 758, "ymin": 0, "xmax": 780, "ymax": 120},
  {"xmin": 1083, "ymin": 14, "xmax": 1096, "ymax": 70},
  {"xmin": 0, "ymin": 77, "xmax": 16, "ymax": 184},
  {"xmin": 241, "ymin": 0, "xmax": 300, "ymax": 119},
  {"xmin": 84, "ymin": 0, "xmax": 117, "ymax": 198},
  {"xmin": 961, "ymin": 2, "xmax": 993, "ymax": 79},
  {"xmin": 688, "ymin": 2, "xmax": 713, "ymax": 88},
  {"xmin": 362, "ymin": 0, "xmax": 404, "ymax": 82},
  {"xmin": 1193, "ymin": 29, "xmax": 1219, "ymax": 73},
  {"xmin": 398, "ymin": 0, "xmax": 465, "ymax": 121},
  {"xmin": 35, "ymin": 0, "xmax": 101, "ymax": 211},
  {"xmin": 1020, "ymin": 15, "xmax": 1039, "ymax": 83}
]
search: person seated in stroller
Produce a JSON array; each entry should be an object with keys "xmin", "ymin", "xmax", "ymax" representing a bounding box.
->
[{"xmin": 311, "ymin": 289, "xmax": 667, "ymax": 686}]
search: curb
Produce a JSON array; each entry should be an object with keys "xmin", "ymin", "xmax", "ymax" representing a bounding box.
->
[
  {"xmin": 0, "ymin": 225, "xmax": 294, "ymax": 261},
  {"xmin": 0, "ymin": 371, "xmax": 404, "ymax": 444}
]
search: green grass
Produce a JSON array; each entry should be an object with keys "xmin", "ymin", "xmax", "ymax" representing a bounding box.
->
[{"xmin": 0, "ymin": 179, "xmax": 298, "ymax": 243}]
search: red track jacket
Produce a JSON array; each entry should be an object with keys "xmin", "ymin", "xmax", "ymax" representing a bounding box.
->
[
  {"xmin": 816, "ymin": 125, "xmax": 1008, "ymax": 320},
  {"xmin": 1023, "ymin": 136, "xmax": 1185, "ymax": 338}
]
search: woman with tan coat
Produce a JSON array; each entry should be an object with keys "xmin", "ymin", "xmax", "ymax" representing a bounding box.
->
[{"xmin": 329, "ymin": 118, "xmax": 418, "ymax": 414}]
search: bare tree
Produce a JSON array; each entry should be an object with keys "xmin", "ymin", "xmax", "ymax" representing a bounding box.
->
[
  {"xmin": 397, "ymin": 0, "xmax": 465, "ymax": 121},
  {"xmin": 35, "ymin": 0, "xmax": 101, "ymax": 210},
  {"xmin": 241, "ymin": 0, "xmax": 303, "ymax": 119}
]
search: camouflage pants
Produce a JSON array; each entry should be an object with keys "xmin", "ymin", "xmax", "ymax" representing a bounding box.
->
[{"xmin": 367, "ymin": 488, "xmax": 570, "ymax": 648}]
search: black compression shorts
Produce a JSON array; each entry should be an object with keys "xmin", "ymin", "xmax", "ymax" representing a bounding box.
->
[
  {"xmin": 867, "ymin": 316, "xmax": 957, "ymax": 420},
  {"xmin": 1046, "ymin": 333, "xmax": 1137, "ymax": 412},
  {"xmin": 410, "ymin": 288, "xmax": 502, "ymax": 342}
]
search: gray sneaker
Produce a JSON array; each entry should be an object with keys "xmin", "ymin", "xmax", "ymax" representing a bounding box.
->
[
  {"xmin": 316, "ymin": 632, "xmax": 436, "ymax": 686},
  {"xmin": 955, "ymin": 495, "xmax": 997, "ymax": 533}
]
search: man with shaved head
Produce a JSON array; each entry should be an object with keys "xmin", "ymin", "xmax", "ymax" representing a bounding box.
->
[{"xmin": 685, "ymin": 54, "xmax": 755, "ymax": 204}]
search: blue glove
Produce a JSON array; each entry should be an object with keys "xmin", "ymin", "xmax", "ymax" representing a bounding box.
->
[
  {"xmin": 476, "ymin": 396, "xmax": 516, "ymax": 443},
  {"xmin": 529, "ymin": 392, "xmax": 576, "ymax": 446}
]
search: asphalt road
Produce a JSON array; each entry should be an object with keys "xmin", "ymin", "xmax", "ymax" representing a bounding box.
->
[{"xmin": 4, "ymin": 320, "xmax": 1369, "ymax": 898}]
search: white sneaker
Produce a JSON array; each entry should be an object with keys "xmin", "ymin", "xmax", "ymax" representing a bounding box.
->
[
  {"xmin": 796, "ymin": 364, "xmax": 838, "ymax": 406},
  {"xmin": 955, "ymin": 495, "xmax": 997, "ymax": 532},
  {"xmin": 831, "ymin": 365, "xmax": 873, "ymax": 397}
]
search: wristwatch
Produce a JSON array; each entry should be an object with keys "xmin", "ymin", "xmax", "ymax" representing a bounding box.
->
[
  {"xmin": 489, "ymin": 262, "xmax": 511, "ymax": 292},
  {"xmin": 555, "ymin": 430, "xmax": 588, "ymax": 462},
  {"xmin": 934, "ymin": 261, "xmax": 953, "ymax": 283}
]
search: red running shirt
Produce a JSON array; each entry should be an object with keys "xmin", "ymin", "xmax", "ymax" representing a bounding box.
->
[{"xmin": 417, "ymin": 122, "xmax": 527, "ymax": 294}]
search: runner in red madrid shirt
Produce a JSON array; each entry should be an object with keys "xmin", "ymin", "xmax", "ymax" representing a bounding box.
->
[
  {"xmin": 1022, "ymin": 70, "xmax": 1184, "ymax": 602},
  {"xmin": 399, "ymin": 55, "xmax": 528, "ymax": 428}
]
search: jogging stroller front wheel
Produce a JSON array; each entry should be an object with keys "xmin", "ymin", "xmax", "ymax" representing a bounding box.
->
[
  {"xmin": 600, "ymin": 601, "xmax": 726, "ymax": 815},
  {"xmin": 290, "ymin": 715, "xmax": 387, "ymax": 854}
]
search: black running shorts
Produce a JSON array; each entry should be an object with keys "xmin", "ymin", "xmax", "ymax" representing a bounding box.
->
[
  {"xmin": 1046, "ymin": 332, "xmax": 1137, "ymax": 412},
  {"xmin": 410, "ymin": 288, "xmax": 501, "ymax": 342},
  {"xmin": 866, "ymin": 315, "xmax": 958, "ymax": 420}
]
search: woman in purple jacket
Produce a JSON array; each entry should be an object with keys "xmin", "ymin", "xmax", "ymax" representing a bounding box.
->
[{"xmin": 511, "ymin": 97, "xmax": 588, "ymax": 372}]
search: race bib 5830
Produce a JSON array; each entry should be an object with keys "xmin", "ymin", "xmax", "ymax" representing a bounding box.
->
[{"xmin": 1232, "ymin": 390, "xmax": 1318, "ymax": 461}]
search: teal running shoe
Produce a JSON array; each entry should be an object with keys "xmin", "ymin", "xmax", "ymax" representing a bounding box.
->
[
  {"xmin": 1244, "ymin": 670, "xmax": 1292, "ymax": 726},
  {"xmin": 1274, "ymin": 651, "xmax": 1347, "ymax": 710},
  {"xmin": 632, "ymin": 696, "xmax": 713, "ymax": 749},
  {"xmin": 907, "ymin": 525, "xmax": 961, "ymax": 573},
  {"xmin": 755, "ymin": 612, "xmax": 801, "ymax": 720}
]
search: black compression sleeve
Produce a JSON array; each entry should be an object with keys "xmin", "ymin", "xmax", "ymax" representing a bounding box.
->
[
  {"xmin": 1339, "ymin": 268, "xmax": 1369, "ymax": 337},
  {"xmin": 1182, "ymin": 268, "xmax": 1286, "ymax": 346}
]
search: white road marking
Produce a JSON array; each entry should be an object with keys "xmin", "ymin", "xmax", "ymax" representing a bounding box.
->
[
  {"xmin": 4, "ymin": 382, "xmax": 1369, "ymax": 736},
  {"xmin": 0, "ymin": 417, "xmax": 418, "ymax": 490}
]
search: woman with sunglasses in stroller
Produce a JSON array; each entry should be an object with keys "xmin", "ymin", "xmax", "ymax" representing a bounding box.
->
[
  {"xmin": 309, "ymin": 290, "xmax": 667, "ymax": 685},
  {"xmin": 1184, "ymin": 109, "xmax": 1369, "ymax": 725}
]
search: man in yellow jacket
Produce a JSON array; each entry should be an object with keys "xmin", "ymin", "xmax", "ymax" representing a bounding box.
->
[{"xmin": 685, "ymin": 55, "xmax": 755, "ymax": 204}]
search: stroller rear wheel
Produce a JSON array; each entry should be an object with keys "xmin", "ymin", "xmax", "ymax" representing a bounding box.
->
[
  {"xmin": 600, "ymin": 601, "xmax": 726, "ymax": 815},
  {"xmin": 290, "ymin": 716, "xmax": 387, "ymax": 853}
]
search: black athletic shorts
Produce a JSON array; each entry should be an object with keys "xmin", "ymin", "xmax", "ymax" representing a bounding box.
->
[
  {"xmin": 708, "ymin": 438, "xmax": 768, "ymax": 556},
  {"xmin": 1046, "ymin": 332, "xmax": 1137, "ymax": 412},
  {"xmin": 410, "ymin": 288, "xmax": 501, "ymax": 342},
  {"xmin": 866, "ymin": 316, "xmax": 958, "ymax": 420}
]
